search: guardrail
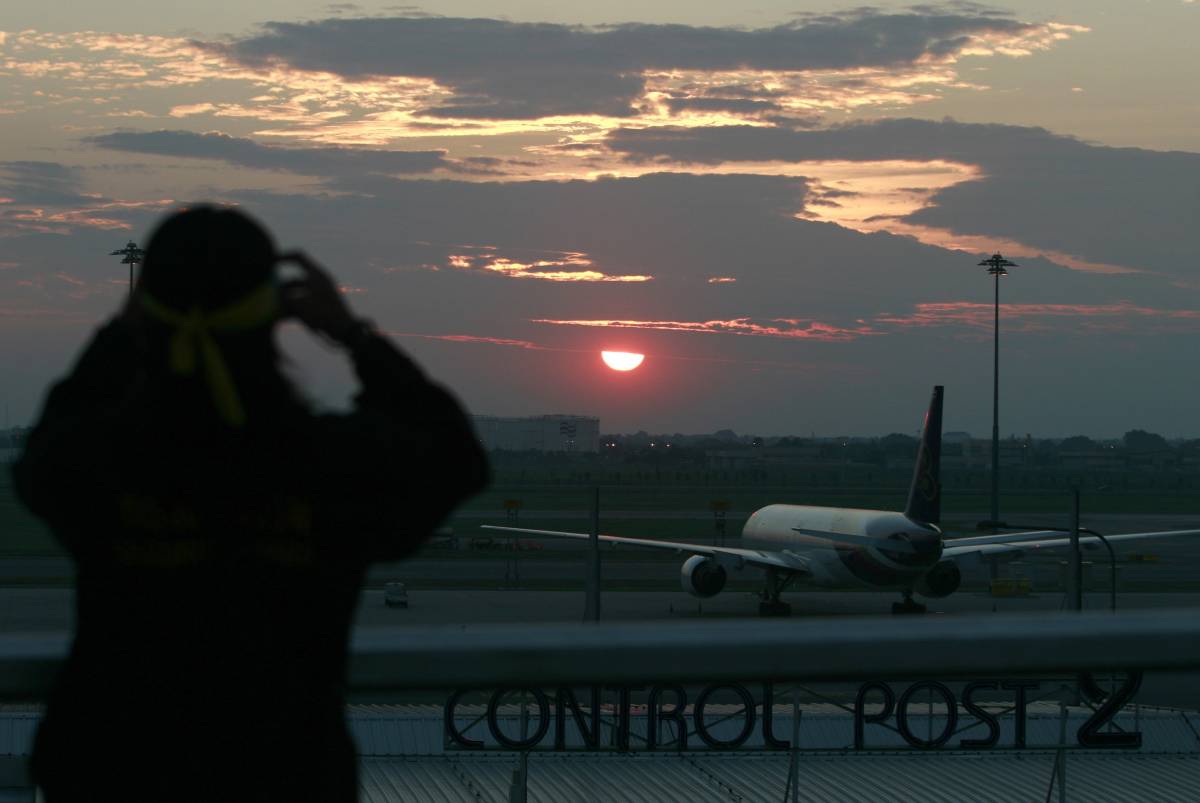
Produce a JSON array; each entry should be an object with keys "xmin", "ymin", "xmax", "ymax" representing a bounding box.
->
[{"xmin": 3, "ymin": 609, "xmax": 1200, "ymax": 697}]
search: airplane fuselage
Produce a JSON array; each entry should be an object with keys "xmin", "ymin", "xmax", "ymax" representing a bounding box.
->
[{"xmin": 742, "ymin": 504, "xmax": 943, "ymax": 591}]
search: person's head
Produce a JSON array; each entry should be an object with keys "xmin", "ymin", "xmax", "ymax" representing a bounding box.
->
[
  {"xmin": 140, "ymin": 205, "xmax": 277, "ymax": 310},
  {"xmin": 135, "ymin": 205, "xmax": 301, "ymax": 426}
]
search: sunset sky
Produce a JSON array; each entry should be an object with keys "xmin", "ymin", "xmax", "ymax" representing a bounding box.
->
[{"xmin": 2, "ymin": 1, "xmax": 1198, "ymax": 437}]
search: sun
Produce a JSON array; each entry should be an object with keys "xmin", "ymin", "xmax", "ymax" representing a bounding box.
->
[{"xmin": 601, "ymin": 351, "xmax": 645, "ymax": 371}]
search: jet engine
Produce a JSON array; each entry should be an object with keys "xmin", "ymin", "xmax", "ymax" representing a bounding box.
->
[
  {"xmin": 681, "ymin": 555, "xmax": 727, "ymax": 598},
  {"xmin": 916, "ymin": 560, "xmax": 961, "ymax": 599}
]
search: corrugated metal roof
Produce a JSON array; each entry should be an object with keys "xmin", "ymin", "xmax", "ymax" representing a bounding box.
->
[
  {"xmin": 2, "ymin": 704, "xmax": 1199, "ymax": 801},
  {"xmin": 360, "ymin": 758, "xmax": 484, "ymax": 803},
  {"xmin": 356, "ymin": 753, "xmax": 1200, "ymax": 803},
  {"xmin": 0, "ymin": 714, "xmax": 38, "ymax": 758},
  {"xmin": 5, "ymin": 704, "xmax": 1197, "ymax": 758},
  {"xmin": 351, "ymin": 711, "xmax": 446, "ymax": 757},
  {"xmin": 455, "ymin": 754, "xmax": 734, "ymax": 803}
]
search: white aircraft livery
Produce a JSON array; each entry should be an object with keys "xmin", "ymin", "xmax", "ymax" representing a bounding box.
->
[{"xmin": 485, "ymin": 387, "xmax": 1200, "ymax": 614}]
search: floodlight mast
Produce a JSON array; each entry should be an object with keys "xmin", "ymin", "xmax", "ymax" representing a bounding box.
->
[
  {"xmin": 979, "ymin": 253, "xmax": 1016, "ymax": 531},
  {"xmin": 110, "ymin": 241, "xmax": 145, "ymax": 298}
]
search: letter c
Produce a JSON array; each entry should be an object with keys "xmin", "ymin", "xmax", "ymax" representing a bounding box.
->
[{"xmin": 444, "ymin": 689, "xmax": 484, "ymax": 749}]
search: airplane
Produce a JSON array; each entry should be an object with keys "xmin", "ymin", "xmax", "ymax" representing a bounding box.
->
[{"xmin": 484, "ymin": 386, "xmax": 1200, "ymax": 615}]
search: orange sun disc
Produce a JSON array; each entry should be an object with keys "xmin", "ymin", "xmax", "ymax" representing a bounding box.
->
[{"xmin": 601, "ymin": 351, "xmax": 645, "ymax": 371}]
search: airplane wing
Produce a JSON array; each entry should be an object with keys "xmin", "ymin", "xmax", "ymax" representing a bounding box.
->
[
  {"xmin": 480, "ymin": 525, "xmax": 811, "ymax": 574},
  {"xmin": 942, "ymin": 528, "xmax": 1200, "ymax": 560}
]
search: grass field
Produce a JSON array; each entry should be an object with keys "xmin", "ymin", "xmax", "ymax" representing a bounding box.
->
[
  {"xmin": 462, "ymin": 484, "xmax": 1200, "ymax": 516},
  {"xmin": 0, "ymin": 471, "xmax": 56, "ymax": 554},
  {"xmin": 4, "ymin": 464, "xmax": 1198, "ymax": 557}
]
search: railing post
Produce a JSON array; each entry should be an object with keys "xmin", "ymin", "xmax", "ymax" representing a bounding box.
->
[
  {"xmin": 789, "ymin": 691, "xmax": 801, "ymax": 802},
  {"xmin": 1057, "ymin": 701, "xmax": 1068, "ymax": 803},
  {"xmin": 584, "ymin": 487, "xmax": 601, "ymax": 623},
  {"xmin": 508, "ymin": 753, "xmax": 528, "ymax": 803},
  {"xmin": 1068, "ymin": 489, "xmax": 1082, "ymax": 612},
  {"xmin": 509, "ymin": 702, "xmax": 530, "ymax": 803}
]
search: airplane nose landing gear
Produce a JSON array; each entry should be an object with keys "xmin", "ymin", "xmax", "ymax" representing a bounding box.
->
[{"xmin": 892, "ymin": 590, "xmax": 927, "ymax": 615}]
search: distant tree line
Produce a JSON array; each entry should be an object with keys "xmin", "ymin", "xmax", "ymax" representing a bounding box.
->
[
  {"xmin": 1, "ymin": 427, "xmax": 30, "ymax": 449},
  {"xmin": 482, "ymin": 428, "xmax": 1200, "ymax": 486}
]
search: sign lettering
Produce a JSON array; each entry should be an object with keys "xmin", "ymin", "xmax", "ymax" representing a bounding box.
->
[{"xmin": 445, "ymin": 674, "xmax": 1142, "ymax": 752}]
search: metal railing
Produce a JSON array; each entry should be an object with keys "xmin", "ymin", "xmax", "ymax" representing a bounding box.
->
[{"xmin": 3, "ymin": 609, "xmax": 1200, "ymax": 696}]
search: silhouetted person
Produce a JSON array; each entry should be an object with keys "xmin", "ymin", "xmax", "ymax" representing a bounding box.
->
[{"xmin": 13, "ymin": 206, "xmax": 489, "ymax": 802}]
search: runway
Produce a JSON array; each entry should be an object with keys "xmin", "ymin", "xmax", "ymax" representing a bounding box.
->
[
  {"xmin": 4, "ymin": 509, "xmax": 1200, "ymax": 591},
  {"xmin": 3, "ymin": 513, "xmax": 1198, "ymax": 710}
]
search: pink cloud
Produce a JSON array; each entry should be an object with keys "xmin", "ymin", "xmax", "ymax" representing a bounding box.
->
[
  {"xmin": 0, "ymin": 198, "xmax": 174, "ymax": 235},
  {"xmin": 445, "ymin": 249, "xmax": 652, "ymax": 283},
  {"xmin": 53, "ymin": 272, "xmax": 86, "ymax": 287},
  {"xmin": 168, "ymin": 102, "xmax": 217, "ymax": 117},
  {"xmin": 382, "ymin": 331, "xmax": 836, "ymax": 372},
  {"xmin": 389, "ymin": 332, "xmax": 549, "ymax": 350},
  {"xmin": 532, "ymin": 317, "xmax": 882, "ymax": 341},
  {"xmin": 0, "ymin": 303, "xmax": 96, "ymax": 325}
]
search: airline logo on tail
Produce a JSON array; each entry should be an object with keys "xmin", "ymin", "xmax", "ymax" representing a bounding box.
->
[{"xmin": 915, "ymin": 446, "xmax": 937, "ymax": 502}]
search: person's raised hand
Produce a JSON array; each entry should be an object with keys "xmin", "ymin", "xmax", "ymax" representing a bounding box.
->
[{"xmin": 277, "ymin": 250, "xmax": 359, "ymax": 344}]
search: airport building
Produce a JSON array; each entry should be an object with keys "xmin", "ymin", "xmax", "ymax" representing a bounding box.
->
[{"xmin": 473, "ymin": 415, "xmax": 600, "ymax": 453}]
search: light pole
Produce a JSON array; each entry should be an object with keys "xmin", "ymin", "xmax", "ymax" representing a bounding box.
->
[
  {"xmin": 980, "ymin": 253, "xmax": 1016, "ymax": 530},
  {"xmin": 110, "ymin": 241, "xmax": 145, "ymax": 298},
  {"xmin": 986, "ymin": 519, "xmax": 1118, "ymax": 613}
]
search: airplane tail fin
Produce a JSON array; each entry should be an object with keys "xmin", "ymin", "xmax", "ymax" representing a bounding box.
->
[{"xmin": 904, "ymin": 385, "xmax": 943, "ymax": 525}]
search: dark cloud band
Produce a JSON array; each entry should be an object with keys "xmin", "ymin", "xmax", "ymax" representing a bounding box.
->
[
  {"xmin": 215, "ymin": 10, "xmax": 1035, "ymax": 119},
  {"xmin": 86, "ymin": 130, "xmax": 454, "ymax": 177},
  {"xmin": 604, "ymin": 119, "xmax": 1200, "ymax": 279}
]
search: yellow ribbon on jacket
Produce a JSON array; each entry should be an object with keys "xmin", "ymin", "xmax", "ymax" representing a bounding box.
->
[{"xmin": 139, "ymin": 283, "xmax": 279, "ymax": 427}]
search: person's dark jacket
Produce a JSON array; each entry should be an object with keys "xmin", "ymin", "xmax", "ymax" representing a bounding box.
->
[{"xmin": 13, "ymin": 319, "xmax": 489, "ymax": 802}]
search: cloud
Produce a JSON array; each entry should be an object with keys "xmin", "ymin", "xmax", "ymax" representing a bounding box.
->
[
  {"xmin": 603, "ymin": 119, "xmax": 1200, "ymax": 279},
  {"xmin": 877, "ymin": 301, "xmax": 1200, "ymax": 334},
  {"xmin": 537, "ymin": 302, "xmax": 1200, "ymax": 341},
  {"xmin": 0, "ymin": 303, "xmax": 96, "ymax": 325},
  {"xmin": 444, "ymin": 247, "xmax": 652, "ymax": 283},
  {"xmin": 663, "ymin": 97, "xmax": 784, "ymax": 116},
  {"xmin": 390, "ymin": 333, "xmax": 549, "ymax": 349},
  {"xmin": 227, "ymin": 169, "xmax": 1168, "ymax": 326},
  {"xmin": 168, "ymin": 103, "xmax": 219, "ymax": 118},
  {"xmin": 2, "ymin": 30, "xmax": 452, "ymax": 146},
  {"xmin": 85, "ymin": 130, "xmax": 462, "ymax": 178},
  {"xmin": 2, "ymin": 15, "xmax": 1082, "ymax": 148},
  {"xmin": 0, "ymin": 161, "xmax": 173, "ymax": 235},
  {"xmin": 216, "ymin": 9, "xmax": 1071, "ymax": 120},
  {"xmin": 533, "ymin": 317, "xmax": 883, "ymax": 341},
  {"xmin": 3, "ymin": 165, "xmax": 1197, "ymax": 434},
  {"xmin": 0, "ymin": 161, "xmax": 89, "ymax": 207}
]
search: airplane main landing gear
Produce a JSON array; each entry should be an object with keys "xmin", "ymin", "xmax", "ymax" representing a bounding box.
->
[
  {"xmin": 892, "ymin": 591, "xmax": 927, "ymax": 615},
  {"xmin": 759, "ymin": 570, "xmax": 796, "ymax": 617},
  {"xmin": 759, "ymin": 599, "xmax": 792, "ymax": 617}
]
